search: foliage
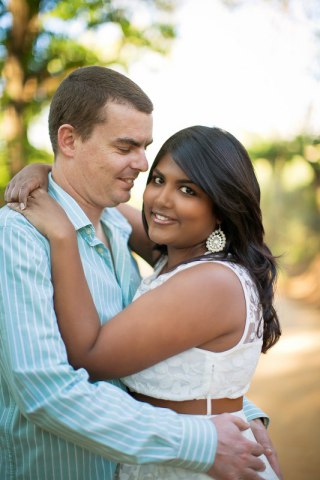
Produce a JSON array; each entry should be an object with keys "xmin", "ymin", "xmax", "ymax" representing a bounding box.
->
[
  {"xmin": 0, "ymin": 0, "xmax": 177, "ymax": 184},
  {"xmin": 220, "ymin": 0, "xmax": 320, "ymax": 277},
  {"xmin": 0, "ymin": 0, "xmax": 319, "ymax": 278},
  {"xmin": 248, "ymin": 135, "xmax": 320, "ymax": 275}
]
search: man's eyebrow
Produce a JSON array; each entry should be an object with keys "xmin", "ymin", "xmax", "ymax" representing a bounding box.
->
[{"xmin": 114, "ymin": 137, "xmax": 153, "ymax": 147}]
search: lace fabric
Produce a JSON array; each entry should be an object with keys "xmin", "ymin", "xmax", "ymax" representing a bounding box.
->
[{"xmin": 121, "ymin": 258, "xmax": 263, "ymax": 401}]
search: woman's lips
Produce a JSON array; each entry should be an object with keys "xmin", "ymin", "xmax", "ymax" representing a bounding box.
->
[{"xmin": 151, "ymin": 211, "xmax": 177, "ymax": 224}]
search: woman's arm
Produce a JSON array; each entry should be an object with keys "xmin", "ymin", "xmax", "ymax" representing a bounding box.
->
[
  {"xmin": 5, "ymin": 163, "xmax": 52, "ymax": 207},
  {"xmin": 116, "ymin": 203, "xmax": 157, "ymax": 266},
  {"xmin": 5, "ymin": 164, "xmax": 157, "ymax": 265},
  {"xmin": 57, "ymin": 250, "xmax": 242, "ymax": 380},
  {"xmin": 9, "ymin": 190, "xmax": 244, "ymax": 381}
]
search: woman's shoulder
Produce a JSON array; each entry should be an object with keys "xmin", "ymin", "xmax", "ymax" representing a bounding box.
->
[
  {"xmin": 170, "ymin": 258, "xmax": 245, "ymax": 281},
  {"xmin": 163, "ymin": 259, "xmax": 244, "ymax": 299}
]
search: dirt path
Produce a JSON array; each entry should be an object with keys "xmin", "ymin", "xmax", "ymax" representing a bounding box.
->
[{"xmin": 249, "ymin": 295, "xmax": 320, "ymax": 479}]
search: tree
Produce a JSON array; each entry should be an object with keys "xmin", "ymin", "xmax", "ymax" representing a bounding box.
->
[
  {"xmin": 0, "ymin": 0, "xmax": 176, "ymax": 189},
  {"xmin": 220, "ymin": 0, "xmax": 320, "ymax": 277},
  {"xmin": 248, "ymin": 135, "xmax": 320, "ymax": 274}
]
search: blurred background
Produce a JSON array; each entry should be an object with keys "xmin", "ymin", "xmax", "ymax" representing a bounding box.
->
[{"xmin": 0, "ymin": 0, "xmax": 319, "ymax": 478}]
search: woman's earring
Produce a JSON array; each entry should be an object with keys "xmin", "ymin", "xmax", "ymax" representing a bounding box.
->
[{"xmin": 206, "ymin": 225, "xmax": 226, "ymax": 253}]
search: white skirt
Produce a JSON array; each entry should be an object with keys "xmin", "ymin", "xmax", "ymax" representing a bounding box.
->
[{"xmin": 115, "ymin": 410, "xmax": 279, "ymax": 480}]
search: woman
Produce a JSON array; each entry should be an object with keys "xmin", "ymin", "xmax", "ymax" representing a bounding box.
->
[{"xmin": 8, "ymin": 126, "xmax": 281, "ymax": 479}]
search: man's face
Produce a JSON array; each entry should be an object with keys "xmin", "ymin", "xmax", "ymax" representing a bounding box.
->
[{"xmin": 64, "ymin": 101, "xmax": 153, "ymax": 210}]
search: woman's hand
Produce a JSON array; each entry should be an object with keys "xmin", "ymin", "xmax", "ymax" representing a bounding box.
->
[
  {"xmin": 5, "ymin": 163, "xmax": 52, "ymax": 209},
  {"xmin": 8, "ymin": 189, "xmax": 74, "ymax": 241},
  {"xmin": 250, "ymin": 419, "xmax": 283, "ymax": 479}
]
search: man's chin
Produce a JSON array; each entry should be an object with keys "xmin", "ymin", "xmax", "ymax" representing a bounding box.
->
[
  {"xmin": 110, "ymin": 192, "xmax": 131, "ymax": 207},
  {"xmin": 121, "ymin": 192, "xmax": 131, "ymax": 203}
]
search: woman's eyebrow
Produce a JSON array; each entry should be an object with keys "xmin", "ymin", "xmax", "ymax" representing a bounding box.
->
[{"xmin": 152, "ymin": 167, "xmax": 196, "ymax": 185}]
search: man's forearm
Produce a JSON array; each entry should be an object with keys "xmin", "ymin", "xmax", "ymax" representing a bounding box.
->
[
  {"xmin": 0, "ymin": 220, "xmax": 217, "ymax": 471},
  {"xmin": 243, "ymin": 397, "xmax": 269, "ymax": 426}
]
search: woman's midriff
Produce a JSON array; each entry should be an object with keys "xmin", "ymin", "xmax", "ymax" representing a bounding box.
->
[{"xmin": 132, "ymin": 392, "xmax": 243, "ymax": 415}]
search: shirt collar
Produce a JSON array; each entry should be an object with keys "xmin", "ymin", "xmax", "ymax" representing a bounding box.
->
[
  {"xmin": 48, "ymin": 173, "xmax": 132, "ymax": 237},
  {"xmin": 48, "ymin": 173, "xmax": 93, "ymax": 231}
]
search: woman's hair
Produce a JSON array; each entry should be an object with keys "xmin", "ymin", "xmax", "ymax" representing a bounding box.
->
[{"xmin": 143, "ymin": 126, "xmax": 281, "ymax": 353}]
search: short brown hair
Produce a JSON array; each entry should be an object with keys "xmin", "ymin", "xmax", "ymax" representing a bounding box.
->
[{"xmin": 49, "ymin": 66, "xmax": 153, "ymax": 154}]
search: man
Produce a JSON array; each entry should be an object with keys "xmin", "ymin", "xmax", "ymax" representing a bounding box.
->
[{"xmin": 0, "ymin": 66, "xmax": 273, "ymax": 479}]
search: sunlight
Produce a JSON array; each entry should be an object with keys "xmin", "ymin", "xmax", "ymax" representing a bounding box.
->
[{"xmin": 256, "ymin": 330, "xmax": 320, "ymax": 377}]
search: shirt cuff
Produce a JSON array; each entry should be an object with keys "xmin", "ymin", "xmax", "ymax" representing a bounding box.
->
[
  {"xmin": 170, "ymin": 415, "xmax": 217, "ymax": 472},
  {"xmin": 243, "ymin": 397, "xmax": 270, "ymax": 428}
]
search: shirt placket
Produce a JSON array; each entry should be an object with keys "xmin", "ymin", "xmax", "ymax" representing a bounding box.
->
[{"xmin": 82, "ymin": 225, "xmax": 116, "ymax": 274}]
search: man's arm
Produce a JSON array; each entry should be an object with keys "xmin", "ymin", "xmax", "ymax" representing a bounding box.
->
[
  {"xmin": 0, "ymin": 214, "xmax": 216, "ymax": 472},
  {"xmin": 4, "ymin": 164, "xmax": 157, "ymax": 266},
  {"xmin": 1, "ymin": 210, "xmax": 269, "ymax": 479},
  {"xmin": 243, "ymin": 397, "xmax": 269, "ymax": 426}
]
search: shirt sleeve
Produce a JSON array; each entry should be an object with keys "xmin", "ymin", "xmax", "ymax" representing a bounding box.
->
[
  {"xmin": 0, "ymin": 218, "xmax": 217, "ymax": 472},
  {"xmin": 243, "ymin": 397, "xmax": 270, "ymax": 427}
]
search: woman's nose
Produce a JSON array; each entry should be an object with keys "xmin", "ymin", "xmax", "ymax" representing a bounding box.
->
[{"xmin": 154, "ymin": 186, "xmax": 173, "ymax": 208}]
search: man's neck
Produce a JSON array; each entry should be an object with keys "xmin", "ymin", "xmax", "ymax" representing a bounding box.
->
[{"xmin": 51, "ymin": 164, "xmax": 103, "ymax": 231}]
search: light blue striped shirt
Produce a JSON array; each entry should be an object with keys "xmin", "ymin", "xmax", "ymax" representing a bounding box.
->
[{"xmin": 0, "ymin": 175, "xmax": 267, "ymax": 479}]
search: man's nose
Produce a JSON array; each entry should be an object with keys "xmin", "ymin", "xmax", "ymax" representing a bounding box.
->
[{"xmin": 132, "ymin": 150, "xmax": 149, "ymax": 172}]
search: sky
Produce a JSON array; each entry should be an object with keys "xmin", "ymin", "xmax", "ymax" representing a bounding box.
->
[
  {"xmin": 29, "ymin": 0, "xmax": 320, "ymax": 198},
  {"xmin": 129, "ymin": 0, "xmax": 319, "ymax": 142},
  {"xmin": 124, "ymin": 0, "xmax": 320, "ymax": 198}
]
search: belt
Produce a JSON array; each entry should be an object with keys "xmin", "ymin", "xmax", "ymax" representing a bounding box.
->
[{"xmin": 132, "ymin": 392, "xmax": 243, "ymax": 415}]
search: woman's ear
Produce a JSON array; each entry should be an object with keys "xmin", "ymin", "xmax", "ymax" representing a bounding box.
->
[{"xmin": 57, "ymin": 124, "xmax": 77, "ymax": 157}]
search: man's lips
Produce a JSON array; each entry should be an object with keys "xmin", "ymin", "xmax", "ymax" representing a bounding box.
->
[{"xmin": 118, "ymin": 177, "xmax": 135, "ymax": 188}]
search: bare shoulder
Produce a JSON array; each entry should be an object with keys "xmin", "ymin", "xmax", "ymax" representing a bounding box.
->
[
  {"xmin": 153, "ymin": 261, "xmax": 246, "ymax": 347},
  {"xmin": 164, "ymin": 261, "xmax": 243, "ymax": 299}
]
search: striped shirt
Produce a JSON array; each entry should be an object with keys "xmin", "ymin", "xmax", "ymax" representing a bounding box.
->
[{"xmin": 0, "ymin": 175, "xmax": 267, "ymax": 479}]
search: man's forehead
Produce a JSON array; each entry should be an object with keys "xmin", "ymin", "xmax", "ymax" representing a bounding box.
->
[
  {"xmin": 102, "ymin": 102, "xmax": 153, "ymax": 142},
  {"xmin": 104, "ymin": 100, "xmax": 152, "ymax": 117}
]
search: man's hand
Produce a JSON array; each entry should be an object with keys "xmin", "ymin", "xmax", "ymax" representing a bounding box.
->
[
  {"xmin": 207, "ymin": 414, "xmax": 266, "ymax": 479},
  {"xmin": 250, "ymin": 419, "xmax": 283, "ymax": 479}
]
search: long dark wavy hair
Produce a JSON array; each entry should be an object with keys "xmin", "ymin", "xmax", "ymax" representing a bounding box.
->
[{"xmin": 142, "ymin": 126, "xmax": 281, "ymax": 353}]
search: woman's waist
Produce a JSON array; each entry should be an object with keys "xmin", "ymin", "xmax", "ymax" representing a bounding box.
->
[
  {"xmin": 122, "ymin": 375, "xmax": 250, "ymax": 401},
  {"xmin": 132, "ymin": 392, "xmax": 243, "ymax": 415}
]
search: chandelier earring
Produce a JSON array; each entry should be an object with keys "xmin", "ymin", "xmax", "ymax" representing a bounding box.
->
[{"xmin": 206, "ymin": 225, "xmax": 226, "ymax": 253}]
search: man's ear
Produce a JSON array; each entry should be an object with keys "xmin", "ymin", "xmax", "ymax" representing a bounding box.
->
[{"xmin": 57, "ymin": 124, "xmax": 77, "ymax": 157}]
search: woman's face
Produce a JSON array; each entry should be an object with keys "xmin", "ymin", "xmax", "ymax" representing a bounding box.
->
[{"xmin": 143, "ymin": 153, "xmax": 218, "ymax": 257}]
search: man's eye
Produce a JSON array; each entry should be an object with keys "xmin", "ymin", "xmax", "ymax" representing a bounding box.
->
[
  {"xmin": 180, "ymin": 186, "xmax": 195, "ymax": 195},
  {"xmin": 118, "ymin": 147, "xmax": 130, "ymax": 153}
]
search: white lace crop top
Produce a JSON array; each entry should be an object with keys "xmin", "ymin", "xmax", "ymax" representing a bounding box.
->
[{"xmin": 121, "ymin": 256, "xmax": 263, "ymax": 401}]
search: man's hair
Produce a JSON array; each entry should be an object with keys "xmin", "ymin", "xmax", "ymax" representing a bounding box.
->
[{"xmin": 49, "ymin": 66, "xmax": 153, "ymax": 154}]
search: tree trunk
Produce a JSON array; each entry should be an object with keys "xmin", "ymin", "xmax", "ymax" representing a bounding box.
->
[{"xmin": 3, "ymin": 0, "xmax": 35, "ymax": 175}]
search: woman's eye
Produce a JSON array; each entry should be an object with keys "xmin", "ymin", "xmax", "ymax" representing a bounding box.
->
[
  {"xmin": 152, "ymin": 176, "xmax": 163, "ymax": 185},
  {"xmin": 180, "ymin": 186, "xmax": 195, "ymax": 195}
]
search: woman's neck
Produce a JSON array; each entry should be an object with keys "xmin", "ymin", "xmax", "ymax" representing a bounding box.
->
[{"xmin": 164, "ymin": 244, "xmax": 207, "ymax": 273}]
